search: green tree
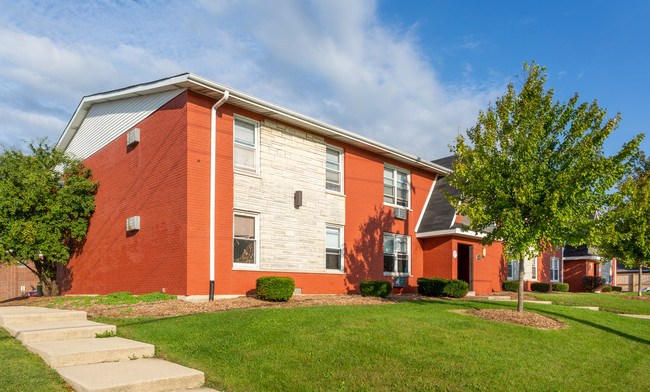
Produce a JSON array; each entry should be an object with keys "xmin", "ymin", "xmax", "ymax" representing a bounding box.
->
[
  {"xmin": 0, "ymin": 140, "xmax": 98, "ymax": 296},
  {"xmin": 597, "ymin": 153, "xmax": 650, "ymax": 296},
  {"xmin": 447, "ymin": 62, "xmax": 643, "ymax": 312}
]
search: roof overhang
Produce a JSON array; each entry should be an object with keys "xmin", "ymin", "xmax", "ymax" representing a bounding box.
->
[
  {"xmin": 57, "ymin": 73, "xmax": 450, "ymax": 175},
  {"xmin": 562, "ymin": 256, "xmax": 603, "ymax": 261},
  {"xmin": 416, "ymin": 228, "xmax": 486, "ymax": 239}
]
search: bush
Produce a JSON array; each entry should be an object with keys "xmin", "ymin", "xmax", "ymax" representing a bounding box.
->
[
  {"xmin": 443, "ymin": 279, "xmax": 469, "ymax": 298},
  {"xmin": 612, "ymin": 286, "xmax": 623, "ymax": 292},
  {"xmin": 530, "ymin": 282, "xmax": 551, "ymax": 292},
  {"xmin": 256, "ymin": 276, "xmax": 295, "ymax": 302},
  {"xmin": 552, "ymin": 283, "xmax": 569, "ymax": 292},
  {"xmin": 582, "ymin": 276, "xmax": 603, "ymax": 293},
  {"xmin": 417, "ymin": 277, "xmax": 448, "ymax": 297},
  {"xmin": 502, "ymin": 280, "xmax": 519, "ymax": 292},
  {"xmin": 360, "ymin": 280, "xmax": 392, "ymax": 298},
  {"xmin": 601, "ymin": 286, "xmax": 613, "ymax": 292}
]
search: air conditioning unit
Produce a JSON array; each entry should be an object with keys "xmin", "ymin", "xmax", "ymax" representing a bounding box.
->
[
  {"xmin": 393, "ymin": 207, "xmax": 407, "ymax": 220},
  {"xmin": 126, "ymin": 216, "xmax": 140, "ymax": 231},
  {"xmin": 127, "ymin": 128, "xmax": 140, "ymax": 146},
  {"xmin": 393, "ymin": 276, "xmax": 406, "ymax": 288}
]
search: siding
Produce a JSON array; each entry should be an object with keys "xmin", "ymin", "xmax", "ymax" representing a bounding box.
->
[{"xmin": 65, "ymin": 89, "xmax": 184, "ymax": 160}]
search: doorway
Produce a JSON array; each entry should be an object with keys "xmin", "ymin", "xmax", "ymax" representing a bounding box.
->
[{"xmin": 457, "ymin": 244, "xmax": 473, "ymax": 291}]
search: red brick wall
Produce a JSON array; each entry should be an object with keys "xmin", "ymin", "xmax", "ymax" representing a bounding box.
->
[
  {"xmin": 564, "ymin": 259, "xmax": 600, "ymax": 292},
  {"xmin": 0, "ymin": 263, "xmax": 40, "ymax": 300},
  {"xmin": 62, "ymin": 92, "xmax": 189, "ymax": 295}
]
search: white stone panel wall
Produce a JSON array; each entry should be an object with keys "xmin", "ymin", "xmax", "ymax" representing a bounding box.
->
[{"xmin": 234, "ymin": 119, "xmax": 346, "ymax": 273}]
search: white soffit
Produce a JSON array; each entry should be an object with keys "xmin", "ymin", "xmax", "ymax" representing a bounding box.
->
[{"xmin": 62, "ymin": 89, "xmax": 184, "ymax": 160}]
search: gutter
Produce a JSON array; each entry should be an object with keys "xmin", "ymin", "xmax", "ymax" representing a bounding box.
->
[{"xmin": 209, "ymin": 91, "xmax": 230, "ymax": 301}]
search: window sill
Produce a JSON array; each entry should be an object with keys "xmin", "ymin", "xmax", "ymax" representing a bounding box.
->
[
  {"xmin": 326, "ymin": 191, "xmax": 346, "ymax": 197},
  {"xmin": 232, "ymin": 265, "xmax": 260, "ymax": 271},
  {"xmin": 234, "ymin": 169, "xmax": 261, "ymax": 179},
  {"xmin": 383, "ymin": 272, "xmax": 411, "ymax": 277}
]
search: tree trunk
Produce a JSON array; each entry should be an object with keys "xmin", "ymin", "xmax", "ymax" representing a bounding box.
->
[
  {"xmin": 638, "ymin": 265, "xmax": 643, "ymax": 297},
  {"xmin": 518, "ymin": 253, "xmax": 525, "ymax": 313},
  {"xmin": 40, "ymin": 275, "xmax": 59, "ymax": 297}
]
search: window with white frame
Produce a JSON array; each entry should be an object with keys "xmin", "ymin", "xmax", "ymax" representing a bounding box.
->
[
  {"xmin": 550, "ymin": 257, "xmax": 560, "ymax": 282},
  {"xmin": 326, "ymin": 226, "xmax": 343, "ymax": 270},
  {"xmin": 383, "ymin": 165, "xmax": 409, "ymax": 207},
  {"xmin": 507, "ymin": 259, "xmax": 520, "ymax": 280},
  {"xmin": 531, "ymin": 259, "xmax": 537, "ymax": 281},
  {"xmin": 383, "ymin": 233, "xmax": 410, "ymax": 274},
  {"xmin": 234, "ymin": 116, "xmax": 259, "ymax": 172},
  {"xmin": 326, "ymin": 146, "xmax": 343, "ymax": 192},
  {"xmin": 233, "ymin": 213, "xmax": 258, "ymax": 266}
]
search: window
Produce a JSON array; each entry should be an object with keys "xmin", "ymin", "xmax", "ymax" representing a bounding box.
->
[
  {"xmin": 507, "ymin": 259, "xmax": 520, "ymax": 280},
  {"xmin": 326, "ymin": 226, "xmax": 343, "ymax": 270},
  {"xmin": 550, "ymin": 257, "xmax": 560, "ymax": 282},
  {"xmin": 234, "ymin": 116, "xmax": 259, "ymax": 172},
  {"xmin": 383, "ymin": 165, "xmax": 409, "ymax": 207},
  {"xmin": 531, "ymin": 259, "xmax": 537, "ymax": 281},
  {"xmin": 383, "ymin": 233, "xmax": 410, "ymax": 275},
  {"xmin": 234, "ymin": 213, "xmax": 258, "ymax": 266},
  {"xmin": 326, "ymin": 146, "xmax": 343, "ymax": 192}
]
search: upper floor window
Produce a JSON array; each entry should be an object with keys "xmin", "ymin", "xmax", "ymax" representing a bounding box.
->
[
  {"xmin": 384, "ymin": 233, "xmax": 410, "ymax": 275},
  {"xmin": 234, "ymin": 116, "xmax": 259, "ymax": 173},
  {"xmin": 326, "ymin": 146, "xmax": 343, "ymax": 193},
  {"xmin": 383, "ymin": 165, "xmax": 409, "ymax": 207},
  {"xmin": 531, "ymin": 259, "xmax": 537, "ymax": 281}
]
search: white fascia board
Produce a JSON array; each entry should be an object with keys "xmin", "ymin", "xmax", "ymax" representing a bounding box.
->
[
  {"xmin": 562, "ymin": 256, "xmax": 603, "ymax": 261},
  {"xmin": 416, "ymin": 228, "xmax": 486, "ymax": 239},
  {"xmin": 415, "ymin": 174, "xmax": 438, "ymax": 233},
  {"xmin": 57, "ymin": 72, "xmax": 451, "ymax": 175}
]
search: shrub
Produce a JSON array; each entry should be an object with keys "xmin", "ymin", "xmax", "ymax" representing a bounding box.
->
[
  {"xmin": 417, "ymin": 277, "xmax": 448, "ymax": 297},
  {"xmin": 612, "ymin": 286, "xmax": 623, "ymax": 292},
  {"xmin": 256, "ymin": 276, "xmax": 295, "ymax": 302},
  {"xmin": 530, "ymin": 282, "xmax": 551, "ymax": 292},
  {"xmin": 360, "ymin": 280, "xmax": 392, "ymax": 298},
  {"xmin": 582, "ymin": 276, "xmax": 603, "ymax": 293},
  {"xmin": 443, "ymin": 279, "xmax": 469, "ymax": 298},
  {"xmin": 601, "ymin": 286, "xmax": 613, "ymax": 292},
  {"xmin": 552, "ymin": 283, "xmax": 569, "ymax": 292},
  {"xmin": 502, "ymin": 280, "xmax": 519, "ymax": 292}
]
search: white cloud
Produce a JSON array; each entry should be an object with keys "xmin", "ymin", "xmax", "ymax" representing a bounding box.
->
[
  {"xmin": 0, "ymin": 0, "xmax": 500, "ymax": 159},
  {"xmin": 0, "ymin": 107, "xmax": 66, "ymax": 148}
]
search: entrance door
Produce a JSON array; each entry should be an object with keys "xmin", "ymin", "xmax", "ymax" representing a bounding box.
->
[{"xmin": 457, "ymin": 244, "xmax": 473, "ymax": 291}]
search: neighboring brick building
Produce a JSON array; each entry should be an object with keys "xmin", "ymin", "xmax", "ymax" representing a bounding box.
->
[
  {"xmin": 0, "ymin": 263, "xmax": 39, "ymax": 301},
  {"xmin": 55, "ymin": 74, "xmax": 604, "ymax": 298}
]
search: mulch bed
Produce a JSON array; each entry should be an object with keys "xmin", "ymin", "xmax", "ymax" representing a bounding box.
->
[{"xmin": 2, "ymin": 292, "xmax": 565, "ymax": 329}]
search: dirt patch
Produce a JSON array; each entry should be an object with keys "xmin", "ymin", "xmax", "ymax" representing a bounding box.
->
[
  {"xmin": 455, "ymin": 308, "xmax": 567, "ymax": 330},
  {"xmin": 622, "ymin": 295, "xmax": 650, "ymax": 301}
]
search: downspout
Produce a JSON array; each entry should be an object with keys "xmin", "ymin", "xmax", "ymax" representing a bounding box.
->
[{"xmin": 210, "ymin": 90, "xmax": 230, "ymax": 301}]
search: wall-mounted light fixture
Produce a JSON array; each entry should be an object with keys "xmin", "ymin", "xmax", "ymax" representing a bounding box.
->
[
  {"xmin": 482, "ymin": 247, "xmax": 487, "ymax": 257},
  {"xmin": 294, "ymin": 191, "xmax": 303, "ymax": 208}
]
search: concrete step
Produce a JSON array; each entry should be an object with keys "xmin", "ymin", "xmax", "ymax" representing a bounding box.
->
[
  {"xmin": 26, "ymin": 337, "xmax": 155, "ymax": 368},
  {"xmin": 0, "ymin": 306, "xmax": 87, "ymax": 327},
  {"xmin": 5, "ymin": 319, "xmax": 116, "ymax": 343},
  {"xmin": 57, "ymin": 358, "xmax": 205, "ymax": 392}
]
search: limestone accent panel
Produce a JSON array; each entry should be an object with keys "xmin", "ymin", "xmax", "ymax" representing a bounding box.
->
[{"xmin": 234, "ymin": 120, "xmax": 346, "ymax": 273}]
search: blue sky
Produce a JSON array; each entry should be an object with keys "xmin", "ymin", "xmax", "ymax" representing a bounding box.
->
[{"xmin": 0, "ymin": 0, "xmax": 647, "ymax": 159}]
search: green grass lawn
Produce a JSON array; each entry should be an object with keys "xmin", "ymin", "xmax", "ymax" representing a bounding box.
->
[
  {"xmin": 42, "ymin": 291, "xmax": 176, "ymax": 308},
  {"xmin": 0, "ymin": 328, "xmax": 68, "ymax": 391},
  {"xmin": 96, "ymin": 300, "xmax": 650, "ymax": 392},
  {"xmin": 527, "ymin": 292, "xmax": 650, "ymax": 315}
]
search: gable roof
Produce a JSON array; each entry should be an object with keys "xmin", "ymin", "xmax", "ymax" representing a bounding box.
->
[{"xmin": 57, "ymin": 73, "xmax": 450, "ymax": 175}]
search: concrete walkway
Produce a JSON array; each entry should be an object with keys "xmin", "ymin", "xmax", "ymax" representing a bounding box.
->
[{"xmin": 0, "ymin": 306, "xmax": 218, "ymax": 392}]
